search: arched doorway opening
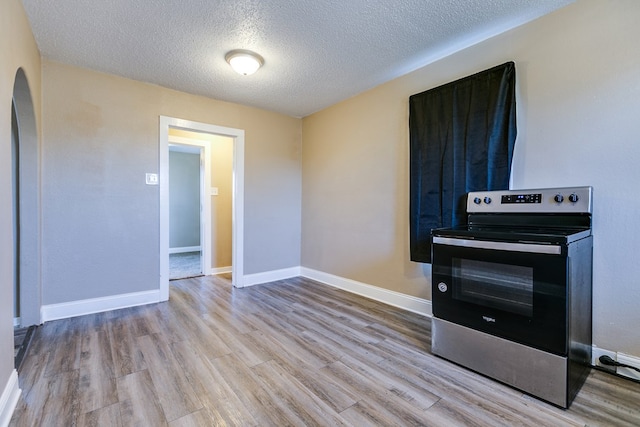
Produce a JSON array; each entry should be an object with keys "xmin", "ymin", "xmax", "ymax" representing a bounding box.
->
[{"xmin": 11, "ymin": 68, "xmax": 40, "ymax": 368}]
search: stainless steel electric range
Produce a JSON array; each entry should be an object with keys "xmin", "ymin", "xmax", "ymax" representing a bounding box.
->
[{"xmin": 430, "ymin": 186, "xmax": 593, "ymax": 408}]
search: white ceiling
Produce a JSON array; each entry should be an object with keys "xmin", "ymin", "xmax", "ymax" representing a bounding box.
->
[{"xmin": 21, "ymin": 0, "xmax": 574, "ymax": 118}]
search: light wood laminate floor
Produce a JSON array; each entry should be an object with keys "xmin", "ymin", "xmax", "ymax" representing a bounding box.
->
[{"xmin": 10, "ymin": 275, "xmax": 640, "ymax": 426}]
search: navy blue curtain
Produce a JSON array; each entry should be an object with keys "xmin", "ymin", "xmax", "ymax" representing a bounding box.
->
[{"xmin": 409, "ymin": 62, "xmax": 517, "ymax": 263}]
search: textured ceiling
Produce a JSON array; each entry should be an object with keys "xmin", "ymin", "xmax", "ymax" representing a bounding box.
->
[{"xmin": 21, "ymin": 0, "xmax": 574, "ymax": 118}]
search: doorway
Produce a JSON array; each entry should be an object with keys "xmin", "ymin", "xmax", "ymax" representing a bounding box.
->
[
  {"xmin": 11, "ymin": 69, "xmax": 40, "ymax": 326},
  {"xmin": 168, "ymin": 142, "xmax": 204, "ymax": 280},
  {"xmin": 168, "ymin": 133, "xmax": 234, "ymax": 281},
  {"xmin": 159, "ymin": 116, "xmax": 245, "ymax": 300},
  {"xmin": 11, "ymin": 68, "xmax": 40, "ymax": 369}
]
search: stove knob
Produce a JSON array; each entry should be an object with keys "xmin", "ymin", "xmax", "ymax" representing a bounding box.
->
[
  {"xmin": 569, "ymin": 193, "xmax": 579, "ymax": 203},
  {"xmin": 437, "ymin": 282, "xmax": 448, "ymax": 293},
  {"xmin": 484, "ymin": 197, "xmax": 492, "ymax": 204},
  {"xmin": 554, "ymin": 194, "xmax": 564, "ymax": 203},
  {"xmin": 473, "ymin": 197, "xmax": 482, "ymax": 205}
]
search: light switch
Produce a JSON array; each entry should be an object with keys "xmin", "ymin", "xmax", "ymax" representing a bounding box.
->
[
  {"xmin": 211, "ymin": 187, "xmax": 219, "ymax": 196},
  {"xmin": 146, "ymin": 173, "xmax": 159, "ymax": 185}
]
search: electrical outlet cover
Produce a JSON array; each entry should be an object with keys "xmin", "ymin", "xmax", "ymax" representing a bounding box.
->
[
  {"xmin": 146, "ymin": 173, "xmax": 159, "ymax": 185},
  {"xmin": 592, "ymin": 346, "xmax": 617, "ymax": 372}
]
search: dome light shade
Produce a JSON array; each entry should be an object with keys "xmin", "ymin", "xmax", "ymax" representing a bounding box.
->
[{"xmin": 225, "ymin": 49, "xmax": 264, "ymax": 75}]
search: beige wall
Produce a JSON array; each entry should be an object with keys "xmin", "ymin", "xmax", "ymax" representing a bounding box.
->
[
  {"xmin": 0, "ymin": 0, "xmax": 42, "ymax": 400},
  {"xmin": 302, "ymin": 0, "xmax": 640, "ymax": 357},
  {"xmin": 41, "ymin": 60, "xmax": 302, "ymax": 304},
  {"xmin": 210, "ymin": 137, "xmax": 233, "ymax": 268}
]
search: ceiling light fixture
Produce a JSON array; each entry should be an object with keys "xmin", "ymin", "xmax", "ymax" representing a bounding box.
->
[{"xmin": 225, "ymin": 49, "xmax": 264, "ymax": 76}]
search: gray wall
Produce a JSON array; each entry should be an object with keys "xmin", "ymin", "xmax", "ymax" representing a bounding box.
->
[
  {"xmin": 169, "ymin": 150, "xmax": 201, "ymax": 249},
  {"xmin": 41, "ymin": 60, "xmax": 302, "ymax": 305}
]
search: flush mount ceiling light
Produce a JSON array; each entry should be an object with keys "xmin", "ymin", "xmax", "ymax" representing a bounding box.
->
[{"xmin": 225, "ymin": 49, "xmax": 264, "ymax": 76}]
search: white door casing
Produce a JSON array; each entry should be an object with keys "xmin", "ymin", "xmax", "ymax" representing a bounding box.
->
[{"xmin": 159, "ymin": 116, "xmax": 245, "ymax": 301}]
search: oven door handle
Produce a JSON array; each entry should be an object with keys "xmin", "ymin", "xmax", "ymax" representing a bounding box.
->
[{"xmin": 432, "ymin": 236, "xmax": 562, "ymax": 255}]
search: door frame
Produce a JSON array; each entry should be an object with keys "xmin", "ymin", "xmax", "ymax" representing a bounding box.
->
[
  {"xmin": 168, "ymin": 138, "xmax": 210, "ymax": 276},
  {"xmin": 159, "ymin": 116, "xmax": 245, "ymax": 301}
]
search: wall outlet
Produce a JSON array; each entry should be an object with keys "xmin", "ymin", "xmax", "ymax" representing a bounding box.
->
[
  {"xmin": 592, "ymin": 347, "xmax": 640, "ymax": 381},
  {"xmin": 592, "ymin": 346, "xmax": 617, "ymax": 373},
  {"xmin": 146, "ymin": 173, "xmax": 159, "ymax": 185}
]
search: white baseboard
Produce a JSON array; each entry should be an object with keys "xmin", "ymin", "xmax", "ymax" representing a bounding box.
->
[
  {"xmin": 239, "ymin": 265, "xmax": 431, "ymax": 317},
  {"xmin": 242, "ymin": 266, "xmax": 301, "ymax": 287},
  {"xmin": 169, "ymin": 246, "xmax": 201, "ymax": 254},
  {"xmin": 211, "ymin": 266, "xmax": 232, "ymax": 275},
  {"xmin": 0, "ymin": 370, "xmax": 20, "ymax": 427},
  {"xmin": 41, "ymin": 290, "xmax": 161, "ymax": 323},
  {"xmin": 592, "ymin": 345, "xmax": 640, "ymax": 381},
  {"xmin": 300, "ymin": 267, "xmax": 432, "ymax": 317},
  {"xmin": 617, "ymin": 352, "xmax": 640, "ymax": 381}
]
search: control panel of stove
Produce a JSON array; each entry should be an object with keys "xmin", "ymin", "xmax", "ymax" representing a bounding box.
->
[{"xmin": 467, "ymin": 186, "xmax": 592, "ymax": 214}]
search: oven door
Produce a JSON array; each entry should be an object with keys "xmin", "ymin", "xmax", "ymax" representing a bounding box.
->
[{"xmin": 431, "ymin": 236, "xmax": 568, "ymax": 356}]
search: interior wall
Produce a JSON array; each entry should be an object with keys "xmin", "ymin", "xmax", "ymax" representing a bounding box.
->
[
  {"xmin": 169, "ymin": 150, "xmax": 201, "ymax": 249},
  {"xmin": 301, "ymin": 0, "xmax": 640, "ymax": 357},
  {"xmin": 41, "ymin": 60, "xmax": 302, "ymax": 305},
  {"xmin": 0, "ymin": 0, "xmax": 42, "ymax": 402},
  {"xmin": 210, "ymin": 137, "xmax": 233, "ymax": 269}
]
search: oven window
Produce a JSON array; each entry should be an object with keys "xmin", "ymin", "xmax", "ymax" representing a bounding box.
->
[{"xmin": 452, "ymin": 258, "xmax": 534, "ymax": 317}]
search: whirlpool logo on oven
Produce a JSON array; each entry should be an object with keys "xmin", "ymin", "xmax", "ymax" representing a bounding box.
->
[{"xmin": 482, "ymin": 315, "xmax": 496, "ymax": 323}]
